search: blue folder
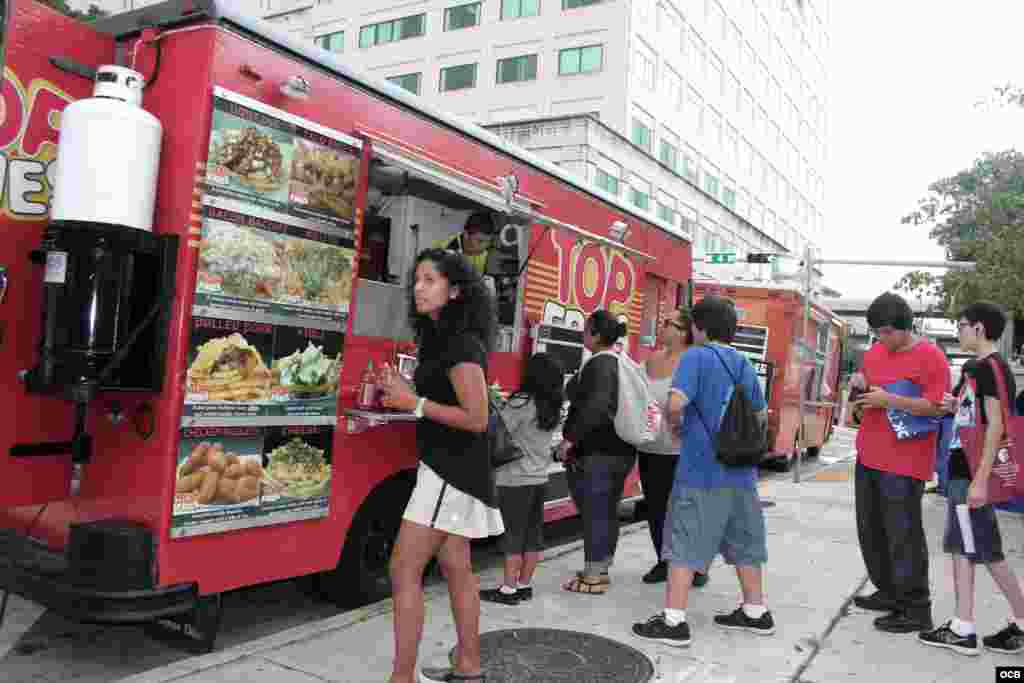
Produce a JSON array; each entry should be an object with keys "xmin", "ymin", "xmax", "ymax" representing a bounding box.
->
[{"xmin": 884, "ymin": 380, "xmax": 941, "ymax": 440}]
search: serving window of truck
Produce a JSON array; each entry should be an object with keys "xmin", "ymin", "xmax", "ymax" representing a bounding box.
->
[{"xmin": 0, "ymin": 0, "xmax": 691, "ymax": 653}]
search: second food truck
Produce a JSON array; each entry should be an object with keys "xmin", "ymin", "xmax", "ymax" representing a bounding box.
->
[{"xmin": 693, "ymin": 278, "xmax": 846, "ymax": 469}]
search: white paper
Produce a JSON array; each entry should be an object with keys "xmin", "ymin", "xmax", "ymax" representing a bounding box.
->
[{"xmin": 956, "ymin": 503, "xmax": 976, "ymax": 555}]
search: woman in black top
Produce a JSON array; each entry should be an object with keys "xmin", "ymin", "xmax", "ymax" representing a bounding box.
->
[
  {"xmin": 379, "ymin": 248, "xmax": 502, "ymax": 683},
  {"xmin": 556, "ymin": 309, "xmax": 637, "ymax": 594}
]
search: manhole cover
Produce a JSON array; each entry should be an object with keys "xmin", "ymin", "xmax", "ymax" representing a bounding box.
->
[{"xmin": 476, "ymin": 628, "xmax": 654, "ymax": 683}]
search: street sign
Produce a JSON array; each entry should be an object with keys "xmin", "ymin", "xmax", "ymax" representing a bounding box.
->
[{"xmin": 705, "ymin": 252, "xmax": 736, "ymax": 264}]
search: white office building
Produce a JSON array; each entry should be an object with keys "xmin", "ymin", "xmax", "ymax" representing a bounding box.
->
[{"xmin": 87, "ymin": 0, "xmax": 830, "ymax": 266}]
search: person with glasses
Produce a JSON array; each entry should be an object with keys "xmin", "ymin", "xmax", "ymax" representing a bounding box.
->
[
  {"xmin": 848, "ymin": 292, "xmax": 949, "ymax": 634},
  {"xmin": 637, "ymin": 308, "xmax": 708, "ymax": 588},
  {"xmin": 918, "ymin": 302, "xmax": 1024, "ymax": 656},
  {"xmin": 432, "ymin": 211, "xmax": 496, "ymax": 277}
]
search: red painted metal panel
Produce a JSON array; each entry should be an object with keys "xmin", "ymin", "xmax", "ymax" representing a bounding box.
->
[{"xmin": 0, "ymin": 0, "xmax": 115, "ymax": 512}]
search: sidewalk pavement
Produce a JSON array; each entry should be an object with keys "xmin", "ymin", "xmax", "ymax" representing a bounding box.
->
[{"xmin": 119, "ymin": 457, "xmax": 1024, "ymax": 683}]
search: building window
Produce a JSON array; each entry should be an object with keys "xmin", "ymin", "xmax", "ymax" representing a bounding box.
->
[
  {"xmin": 631, "ymin": 118, "xmax": 652, "ymax": 153},
  {"xmin": 314, "ymin": 31, "xmax": 344, "ymax": 53},
  {"xmin": 659, "ymin": 140, "xmax": 678, "ymax": 171},
  {"xmin": 723, "ymin": 187, "xmax": 736, "ymax": 210},
  {"xmin": 633, "ymin": 49, "xmax": 655, "ymax": 90},
  {"xmin": 440, "ymin": 63, "xmax": 478, "ymax": 91},
  {"xmin": 681, "ymin": 150, "xmax": 697, "ymax": 183},
  {"xmin": 501, "ymin": 0, "xmax": 540, "ymax": 20},
  {"xmin": 559, "ymin": 44, "xmax": 603, "ymax": 75},
  {"xmin": 631, "ymin": 187, "xmax": 650, "ymax": 210},
  {"xmin": 595, "ymin": 168, "xmax": 619, "ymax": 195},
  {"xmin": 359, "ymin": 13, "xmax": 425, "ymax": 49},
  {"xmin": 496, "ymin": 54, "xmax": 538, "ymax": 84},
  {"xmin": 445, "ymin": 2, "xmax": 482, "ymax": 31},
  {"xmin": 563, "ymin": 0, "xmax": 602, "ymax": 7},
  {"xmin": 704, "ymin": 172, "xmax": 719, "ymax": 198},
  {"xmin": 657, "ymin": 201, "xmax": 676, "ymax": 225},
  {"xmin": 387, "ymin": 72, "xmax": 422, "ymax": 94}
]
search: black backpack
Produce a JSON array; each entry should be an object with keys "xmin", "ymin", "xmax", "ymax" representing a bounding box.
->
[{"xmin": 691, "ymin": 345, "xmax": 768, "ymax": 467}]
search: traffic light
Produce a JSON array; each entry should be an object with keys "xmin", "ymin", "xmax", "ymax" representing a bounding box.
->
[{"xmin": 746, "ymin": 253, "xmax": 773, "ymax": 264}]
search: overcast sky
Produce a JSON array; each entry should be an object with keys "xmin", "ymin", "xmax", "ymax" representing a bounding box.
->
[{"xmin": 823, "ymin": 1, "xmax": 1023, "ymax": 300}]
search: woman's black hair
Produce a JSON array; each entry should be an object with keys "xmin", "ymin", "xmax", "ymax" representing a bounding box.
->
[
  {"xmin": 587, "ymin": 309, "xmax": 627, "ymax": 347},
  {"xmin": 510, "ymin": 353, "xmax": 565, "ymax": 432},
  {"xmin": 407, "ymin": 248, "xmax": 498, "ymax": 352}
]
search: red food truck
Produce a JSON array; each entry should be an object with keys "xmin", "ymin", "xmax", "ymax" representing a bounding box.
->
[
  {"xmin": 0, "ymin": 0, "xmax": 692, "ymax": 650},
  {"xmin": 692, "ymin": 278, "xmax": 845, "ymax": 468}
]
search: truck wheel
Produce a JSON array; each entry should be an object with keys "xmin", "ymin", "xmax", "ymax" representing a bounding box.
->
[
  {"xmin": 319, "ymin": 476, "xmax": 414, "ymax": 609},
  {"xmin": 805, "ymin": 446, "xmax": 821, "ymax": 459}
]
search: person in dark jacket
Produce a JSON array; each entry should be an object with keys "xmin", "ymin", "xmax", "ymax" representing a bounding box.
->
[{"xmin": 556, "ymin": 309, "xmax": 637, "ymax": 594}]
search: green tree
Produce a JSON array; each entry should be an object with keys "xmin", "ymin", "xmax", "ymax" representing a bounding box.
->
[
  {"xmin": 898, "ymin": 149, "xmax": 1024, "ymax": 319},
  {"xmin": 34, "ymin": 0, "xmax": 107, "ymax": 22}
]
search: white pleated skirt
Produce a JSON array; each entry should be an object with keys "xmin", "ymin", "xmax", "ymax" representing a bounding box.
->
[{"xmin": 403, "ymin": 461, "xmax": 505, "ymax": 539}]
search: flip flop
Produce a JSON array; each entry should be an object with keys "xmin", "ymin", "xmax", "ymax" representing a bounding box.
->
[
  {"xmin": 420, "ymin": 666, "xmax": 485, "ymax": 682},
  {"xmin": 562, "ymin": 575, "xmax": 608, "ymax": 594}
]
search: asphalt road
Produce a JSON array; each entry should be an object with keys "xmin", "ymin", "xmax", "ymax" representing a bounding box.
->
[{"xmin": 0, "ymin": 428, "xmax": 857, "ymax": 683}]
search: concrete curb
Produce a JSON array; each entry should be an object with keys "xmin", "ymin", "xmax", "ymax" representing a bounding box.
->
[{"xmin": 118, "ymin": 523, "xmax": 649, "ymax": 682}]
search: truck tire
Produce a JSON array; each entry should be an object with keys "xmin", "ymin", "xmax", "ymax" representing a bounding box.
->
[
  {"xmin": 805, "ymin": 446, "xmax": 821, "ymax": 459},
  {"xmin": 319, "ymin": 475, "xmax": 414, "ymax": 609}
]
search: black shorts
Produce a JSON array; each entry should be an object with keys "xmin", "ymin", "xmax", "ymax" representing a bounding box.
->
[
  {"xmin": 943, "ymin": 478, "xmax": 1005, "ymax": 564},
  {"xmin": 497, "ymin": 484, "xmax": 545, "ymax": 554}
]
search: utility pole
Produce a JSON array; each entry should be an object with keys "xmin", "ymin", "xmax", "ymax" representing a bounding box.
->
[{"xmin": 792, "ymin": 253, "xmax": 976, "ymax": 484}]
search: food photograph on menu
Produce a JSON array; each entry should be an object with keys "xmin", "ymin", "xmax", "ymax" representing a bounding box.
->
[
  {"xmin": 186, "ymin": 331, "xmax": 274, "ymax": 403},
  {"xmin": 196, "ymin": 218, "xmax": 356, "ymax": 315},
  {"xmin": 262, "ymin": 426, "xmax": 334, "ymax": 501},
  {"xmin": 289, "ymin": 138, "xmax": 358, "ymax": 221},
  {"xmin": 171, "ymin": 426, "xmax": 333, "ymax": 537},
  {"xmin": 206, "ymin": 104, "xmax": 295, "ymax": 206},
  {"xmin": 271, "ymin": 326, "xmax": 343, "ymax": 404}
]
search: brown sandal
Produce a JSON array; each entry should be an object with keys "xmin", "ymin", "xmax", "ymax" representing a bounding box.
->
[
  {"xmin": 562, "ymin": 576, "xmax": 608, "ymax": 594},
  {"xmin": 575, "ymin": 570, "xmax": 610, "ymax": 585}
]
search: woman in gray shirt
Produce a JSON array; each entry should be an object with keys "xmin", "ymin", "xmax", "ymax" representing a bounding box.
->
[{"xmin": 481, "ymin": 353, "xmax": 565, "ymax": 605}]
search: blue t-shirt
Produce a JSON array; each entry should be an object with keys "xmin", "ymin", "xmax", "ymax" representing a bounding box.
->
[{"xmin": 671, "ymin": 343, "xmax": 768, "ymax": 489}]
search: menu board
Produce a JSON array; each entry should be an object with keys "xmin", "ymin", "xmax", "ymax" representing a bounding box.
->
[
  {"xmin": 175, "ymin": 88, "xmax": 361, "ymax": 537},
  {"xmin": 171, "ymin": 425, "xmax": 333, "ymax": 538},
  {"xmin": 205, "ymin": 91, "xmax": 358, "ymax": 223}
]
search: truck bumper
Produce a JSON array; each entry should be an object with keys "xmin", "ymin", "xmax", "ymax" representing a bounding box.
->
[{"xmin": 0, "ymin": 528, "xmax": 197, "ymax": 624}]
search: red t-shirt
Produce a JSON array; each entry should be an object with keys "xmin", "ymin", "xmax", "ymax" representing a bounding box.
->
[{"xmin": 855, "ymin": 339, "xmax": 950, "ymax": 480}]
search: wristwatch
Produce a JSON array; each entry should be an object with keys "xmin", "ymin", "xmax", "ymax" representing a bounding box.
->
[{"xmin": 414, "ymin": 397, "xmax": 426, "ymax": 419}]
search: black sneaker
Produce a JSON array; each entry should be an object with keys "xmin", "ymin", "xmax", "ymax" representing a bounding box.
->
[
  {"xmin": 874, "ymin": 609, "xmax": 933, "ymax": 634},
  {"xmin": 692, "ymin": 571, "xmax": 709, "ymax": 588},
  {"xmin": 631, "ymin": 613, "xmax": 692, "ymax": 647},
  {"xmin": 479, "ymin": 587, "xmax": 519, "ymax": 606},
  {"xmin": 642, "ymin": 561, "xmax": 668, "ymax": 584},
  {"xmin": 713, "ymin": 607, "xmax": 775, "ymax": 635},
  {"xmin": 517, "ymin": 586, "xmax": 533, "ymax": 601},
  {"xmin": 918, "ymin": 621, "xmax": 979, "ymax": 656},
  {"xmin": 984, "ymin": 622, "xmax": 1024, "ymax": 654},
  {"xmin": 852, "ymin": 591, "xmax": 899, "ymax": 612}
]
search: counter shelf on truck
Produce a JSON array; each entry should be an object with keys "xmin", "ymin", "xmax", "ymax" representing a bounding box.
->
[{"xmin": 0, "ymin": 0, "xmax": 692, "ymax": 653}]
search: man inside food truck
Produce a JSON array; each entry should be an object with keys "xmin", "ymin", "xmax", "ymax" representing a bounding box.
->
[{"xmin": 432, "ymin": 210, "xmax": 496, "ymax": 277}]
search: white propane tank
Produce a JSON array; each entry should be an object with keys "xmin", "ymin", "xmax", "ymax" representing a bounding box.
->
[{"xmin": 51, "ymin": 65, "xmax": 163, "ymax": 232}]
